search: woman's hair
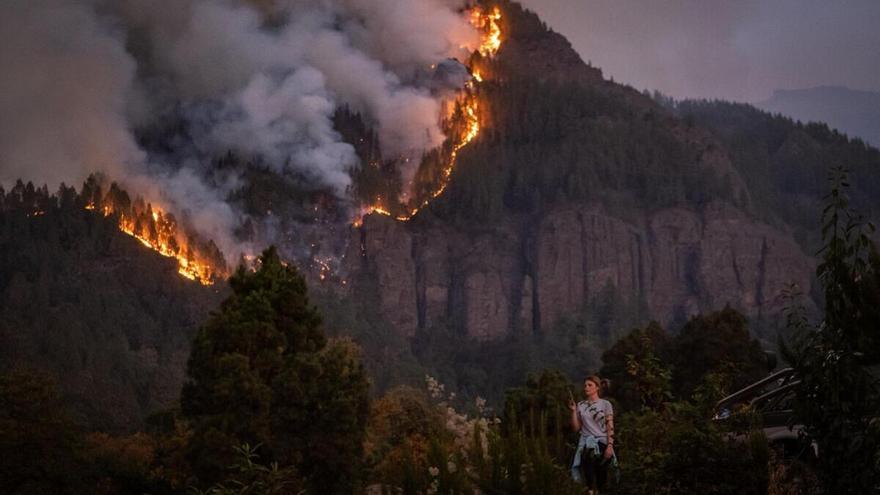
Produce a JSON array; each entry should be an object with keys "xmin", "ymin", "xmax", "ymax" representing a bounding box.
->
[{"xmin": 585, "ymin": 375, "xmax": 611, "ymax": 396}]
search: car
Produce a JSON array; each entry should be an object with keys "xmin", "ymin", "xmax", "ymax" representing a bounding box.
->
[{"xmin": 713, "ymin": 367, "xmax": 817, "ymax": 459}]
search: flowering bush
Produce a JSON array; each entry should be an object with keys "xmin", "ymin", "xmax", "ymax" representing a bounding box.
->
[{"xmin": 366, "ymin": 375, "xmax": 580, "ymax": 494}]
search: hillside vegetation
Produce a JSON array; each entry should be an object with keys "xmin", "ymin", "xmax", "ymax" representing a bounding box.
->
[{"xmin": 0, "ymin": 180, "xmax": 222, "ymax": 431}]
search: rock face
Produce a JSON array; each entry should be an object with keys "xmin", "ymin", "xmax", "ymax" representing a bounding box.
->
[
  {"xmin": 344, "ymin": 201, "xmax": 814, "ymax": 340},
  {"xmin": 337, "ymin": 1, "xmax": 814, "ymax": 341}
]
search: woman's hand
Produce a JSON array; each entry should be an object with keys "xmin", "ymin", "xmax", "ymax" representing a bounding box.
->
[
  {"xmin": 569, "ymin": 398, "xmax": 581, "ymax": 432},
  {"xmin": 603, "ymin": 444, "xmax": 614, "ymax": 460}
]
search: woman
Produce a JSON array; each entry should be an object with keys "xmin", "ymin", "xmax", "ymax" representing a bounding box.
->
[{"xmin": 568, "ymin": 375, "xmax": 615, "ymax": 492}]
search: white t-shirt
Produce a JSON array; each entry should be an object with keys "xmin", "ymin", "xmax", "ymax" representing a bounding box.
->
[{"xmin": 577, "ymin": 398, "xmax": 613, "ymax": 442}]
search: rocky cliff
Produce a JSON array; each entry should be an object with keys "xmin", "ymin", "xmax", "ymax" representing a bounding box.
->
[
  {"xmin": 336, "ymin": 1, "xmax": 823, "ymax": 341},
  {"xmin": 344, "ymin": 201, "xmax": 814, "ymax": 340}
]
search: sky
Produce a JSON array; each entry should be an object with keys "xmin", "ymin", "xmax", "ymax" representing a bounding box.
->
[{"xmin": 518, "ymin": 0, "xmax": 880, "ymax": 102}]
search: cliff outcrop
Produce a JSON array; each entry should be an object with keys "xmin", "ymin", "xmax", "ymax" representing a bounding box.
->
[{"xmin": 344, "ymin": 201, "xmax": 814, "ymax": 340}]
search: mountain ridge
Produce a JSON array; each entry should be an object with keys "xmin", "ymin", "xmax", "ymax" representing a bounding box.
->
[
  {"xmin": 757, "ymin": 85, "xmax": 880, "ymax": 148},
  {"xmin": 3, "ymin": 0, "xmax": 880, "ymax": 430}
]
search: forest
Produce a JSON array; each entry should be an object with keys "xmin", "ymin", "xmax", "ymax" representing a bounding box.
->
[
  {"xmin": 2, "ymin": 173, "xmax": 878, "ymax": 494},
  {"xmin": 3, "ymin": 1, "xmax": 880, "ymax": 492}
]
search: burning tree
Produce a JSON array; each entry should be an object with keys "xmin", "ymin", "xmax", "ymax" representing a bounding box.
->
[
  {"xmin": 79, "ymin": 174, "xmax": 228, "ymax": 285},
  {"xmin": 354, "ymin": 4, "xmax": 504, "ymax": 224}
]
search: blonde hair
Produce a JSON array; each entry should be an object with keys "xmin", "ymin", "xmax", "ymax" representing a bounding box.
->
[{"xmin": 585, "ymin": 375, "xmax": 611, "ymax": 397}]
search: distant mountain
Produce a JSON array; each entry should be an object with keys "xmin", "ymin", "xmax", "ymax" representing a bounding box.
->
[{"xmin": 757, "ymin": 86, "xmax": 880, "ymax": 148}]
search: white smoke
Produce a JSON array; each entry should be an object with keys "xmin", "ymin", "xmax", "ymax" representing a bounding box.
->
[
  {"xmin": 126, "ymin": 167, "xmax": 249, "ymax": 260},
  {"xmin": 0, "ymin": 0, "xmax": 481, "ymax": 261}
]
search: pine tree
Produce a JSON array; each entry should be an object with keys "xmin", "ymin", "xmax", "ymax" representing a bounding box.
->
[{"xmin": 181, "ymin": 247, "xmax": 369, "ymax": 492}]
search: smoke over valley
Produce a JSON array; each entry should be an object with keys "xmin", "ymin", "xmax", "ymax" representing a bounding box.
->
[{"xmin": 1, "ymin": 0, "xmax": 485, "ymax": 268}]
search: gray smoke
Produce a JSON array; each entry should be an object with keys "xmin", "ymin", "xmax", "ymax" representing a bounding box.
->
[
  {"xmin": 0, "ymin": 0, "xmax": 144, "ymax": 187},
  {"xmin": 0, "ymin": 0, "xmax": 481, "ymax": 261}
]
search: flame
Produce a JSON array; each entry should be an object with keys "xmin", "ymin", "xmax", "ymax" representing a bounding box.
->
[
  {"xmin": 314, "ymin": 256, "xmax": 333, "ymax": 281},
  {"xmin": 85, "ymin": 198, "xmax": 225, "ymax": 285},
  {"xmin": 355, "ymin": 5, "xmax": 501, "ymax": 225},
  {"xmin": 471, "ymin": 6, "xmax": 502, "ymax": 57}
]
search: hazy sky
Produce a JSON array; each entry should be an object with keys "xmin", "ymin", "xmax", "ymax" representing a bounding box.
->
[{"xmin": 518, "ymin": 0, "xmax": 880, "ymax": 102}]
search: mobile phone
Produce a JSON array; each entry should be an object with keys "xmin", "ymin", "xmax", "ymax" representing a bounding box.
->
[{"xmin": 568, "ymin": 388, "xmax": 575, "ymax": 403}]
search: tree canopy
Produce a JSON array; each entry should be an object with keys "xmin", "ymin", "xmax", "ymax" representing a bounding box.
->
[
  {"xmin": 783, "ymin": 168, "xmax": 880, "ymax": 493},
  {"xmin": 181, "ymin": 247, "xmax": 369, "ymax": 493}
]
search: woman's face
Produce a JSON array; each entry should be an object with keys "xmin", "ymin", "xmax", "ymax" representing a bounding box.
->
[{"xmin": 584, "ymin": 379, "xmax": 598, "ymax": 397}]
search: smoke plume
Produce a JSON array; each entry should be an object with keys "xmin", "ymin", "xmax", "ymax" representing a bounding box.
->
[
  {"xmin": 0, "ymin": 0, "xmax": 481, "ymax": 261},
  {"xmin": 0, "ymin": 0, "xmax": 144, "ymax": 187}
]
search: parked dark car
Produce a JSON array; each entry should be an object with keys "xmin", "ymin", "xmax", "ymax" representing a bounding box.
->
[{"xmin": 714, "ymin": 367, "xmax": 817, "ymax": 458}]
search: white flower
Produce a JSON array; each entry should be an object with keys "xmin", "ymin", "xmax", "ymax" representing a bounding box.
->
[{"xmin": 429, "ymin": 466, "xmax": 440, "ymax": 477}]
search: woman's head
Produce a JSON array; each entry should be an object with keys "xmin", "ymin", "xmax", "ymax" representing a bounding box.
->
[{"xmin": 583, "ymin": 375, "xmax": 610, "ymax": 398}]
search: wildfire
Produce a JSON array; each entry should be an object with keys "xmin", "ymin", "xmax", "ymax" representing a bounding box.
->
[
  {"xmin": 84, "ymin": 191, "xmax": 226, "ymax": 285},
  {"xmin": 313, "ymin": 256, "xmax": 333, "ymax": 281},
  {"xmin": 471, "ymin": 6, "xmax": 503, "ymax": 57},
  {"xmin": 356, "ymin": 5, "xmax": 501, "ymax": 225}
]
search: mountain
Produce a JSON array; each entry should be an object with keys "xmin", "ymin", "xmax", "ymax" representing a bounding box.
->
[
  {"xmin": 4, "ymin": 0, "xmax": 880, "ymax": 429},
  {"xmin": 757, "ymin": 86, "xmax": 880, "ymax": 148},
  {"xmin": 343, "ymin": 1, "xmax": 873, "ymax": 344}
]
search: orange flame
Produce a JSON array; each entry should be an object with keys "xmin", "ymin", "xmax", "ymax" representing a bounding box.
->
[
  {"xmin": 85, "ymin": 198, "xmax": 225, "ymax": 285},
  {"xmin": 356, "ymin": 6, "xmax": 501, "ymax": 225},
  {"xmin": 471, "ymin": 6, "xmax": 502, "ymax": 57}
]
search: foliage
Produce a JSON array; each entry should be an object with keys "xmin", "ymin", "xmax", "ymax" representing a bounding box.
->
[
  {"xmin": 601, "ymin": 311, "xmax": 766, "ymax": 411},
  {"xmin": 311, "ymin": 280, "xmax": 425, "ymax": 393},
  {"xmin": 410, "ymin": 283, "xmax": 645, "ymax": 410},
  {"xmin": 271, "ymin": 337, "xmax": 370, "ymax": 493},
  {"xmin": 0, "ymin": 369, "xmax": 90, "ymax": 494},
  {"xmin": 363, "ymin": 386, "xmax": 450, "ymax": 487},
  {"xmin": 600, "ymin": 321, "xmax": 672, "ymax": 411},
  {"xmin": 766, "ymin": 449, "xmax": 821, "ymax": 495},
  {"xmin": 0, "ymin": 369, "xmax": 181, "ymax": 494},
  {"xmin": 671, "ymin": 306, "xmax": 769, "ymax": 397},
  {"xmin": 428, "ymin": 77, "xmax": 737, "ymax": 225},
  {"xmin": 193, "ymin": 444, "xmax": 304, "ymax": 495},
  {"xmin": 502, "ymin": 370, "xmax": 572, "ymax": 455},
  {"xmin": 83, "ymin": 431, "xmax": 160, "ymax": 494},
  {"xmin": 598, "ymin": 312, "xmax": 789, "ymax": 494},
  {"xmin": 144, "ymin": 406, "xmax": 197, "ymax": 491},
  {"xmin": 365, "ymin": 375, "xmax": 581, "ymax": 495},
  {"xmin": 0, "ymin": 179, "xmax": 220, "ymax": 431},
  {"xmin": 470, "ymin": 427, "xmax": 581, "ymax": 495},
  {"xmin": 181, "ymin": 247, "xmax": 369, "ymax": 493},
  {"xmin": 781, "ymin": 167, "xmax": 880, "ymax": 493},
  {"xmin": 674, "ymin": 99, "xmax": 880, "ymax": 251},
  {"xmin": 614, "ymin": 373, "xmax": 769, "ymax": 495}
]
